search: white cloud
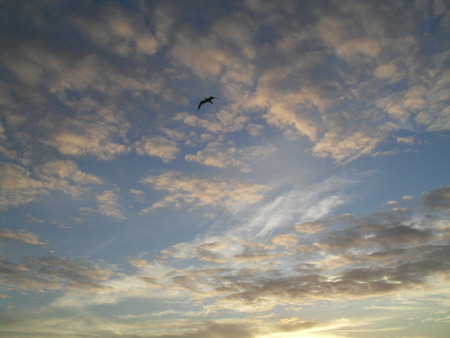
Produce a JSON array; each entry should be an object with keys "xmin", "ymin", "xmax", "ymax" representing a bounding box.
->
[
  {"xmin": 0, "ymin": 229, "xmax": 47, "ymax": 245},
  {"xmin": 312, "ymin": 131, "xmax": 385, "ymax": 164},
  {"xmin": 170, "ymin": 12, "xmax": 255, "ymax": 87},
  {"xmin": 174, "ymin": 112, "xmax": 223, "ymax": 134},
  {"xmin": 0, "ymin": 164, "xmax": 42, "ymax": 209},
  {"xmin": 396, "ymin": 136, "xmax": 414, "ymax": 144},
  {"xmin": 185, "ymin": 141, "xmax": 274, "ymax": 173},
  {"xmin": 135, "ymin": 135, "xmax": 179, "ymax": 162},
  {"xmin": 96, "ymin": 190, "xmax": 126, "ymax": 220},
  {"xmin": 39, "ymin": 160, "xmax": 103, "ymax": 185},
  {"xmin": 0, "ymin": 160, "xmax": 104, "ymax": 210},
  {"xmin": 48, "ymin": 117, "xmax": 130, "ymax": 160},
  {"xmin": 231, "ymin": 175, "xmax": 351, "ymax": 238},
  {"xmin": 140, "ymin": 171, "xmax": 269, "ymax": 213}
]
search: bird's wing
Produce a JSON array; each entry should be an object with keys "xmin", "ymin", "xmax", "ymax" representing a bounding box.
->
[{"xmin": 198, "ymin": 100, "xmax": 205, "ymax": 110}]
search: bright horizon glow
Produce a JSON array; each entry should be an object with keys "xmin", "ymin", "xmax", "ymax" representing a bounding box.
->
[{"xmin": 1, "ymin": 1, "xmax": 449, "ymax": 337}]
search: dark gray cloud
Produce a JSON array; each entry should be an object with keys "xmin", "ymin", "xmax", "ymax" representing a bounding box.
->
[
  {"xmin": 216, "ymin": 243, "xmax": 450, "ymax": 307},
  {"xmin": 147, "ymin": 323, "xmax": 255, "ymax": 338},
  {"xmin": 421, "ymin": 185, "xmax": 450, "ymax": 211},
  {"xmin": 0, "ymin": 256, "xmax": 113, "ymax": 292},
  {"xmin": 318, "ymin": 222, "xmax": 432, "ymax": 252},
  {"xmin": 277, "ymin": 320, "xmax": 318, "ymax": 333}
]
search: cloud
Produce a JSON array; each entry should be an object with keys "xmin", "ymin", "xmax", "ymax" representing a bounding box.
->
[
  {"xmin": 128, "ymin": 258, "xmax": 149, "ymax": 269},
  {"xmin": 174, "ymin": 113, "xmax": 224, "ymax": 134},
  {"xmin": 317, "ymin": 222, "xmax": 432, "ymax": 252},
  {"xmin": 39, "ymin": 160, "xmax": 103, "ymax": 185},
  {"xmin": 211, "ymin": 247, "xmax": 450, "ymax": 312},
  {"xmin": 318, "ymin": 13, "xmax": 383, "ymax": 59},
  {"xmin": 294, "ymin": 221, "xmax": 326, "ymax": 234},
  {"xmin": 185, "ymin": 141, "xmax": 275, "ymax": 173},
  {"xmin": 140, "ymin": 171, "xmax": 269, "ymax": 212},
  {"xmin": 242, "ymin": 0, "xmax": 450, "ymax": 163},
  {"xmin": 73, "ymin": 4, "xmax": 159, "ymax": 58},
  {"xmin": 421, "ymin": 185, "xmax": 450, "ymax": 211},
  {"xmin": 0, "ymin": 163, "xmax": 47, "ymax": 210},
  {"xmin": 0, "ymin": 229, "xmax": 46, "ymax": 246},
  {"xmin": 136, "ymin": 136, "xmax": 180, "ymax": 162},
  {"xmin": 146, "ymin": 322, "xmax": 256, "ymax": 338},
  {"xmin": 312, "ymin": 131, "xmax": 386, "ymax": 164},
  {"xmin": 195, "ymin": 242, "xmax": 230, "ymax": 263},
  {"xmin": 238, "ymin": 176, "xmax": 349, "ymax": 238},
  {"xmin": 249, "ymin": 68, "xmax": 325, "ymax": 141},
  {"xmin": 0, "ymin": 161, "xmax": 103, "ymax": 210},
  {"xmin": 396, "ymin": 136, "xmax": 414, "ymax": 144},
  {"xmin": 0, "ymin": 256, "xmax": 114, "ymax": 292},
  {"xmin": 0, "ymin": 123, "xmax": 16, "ymax": 160},
  {"xmin": 139, "ymin": 186, "xmax": 449, "ymax": 313},
  {"xmin": 2, "ymin": 185, "xmax": 446, "ymax": 337},
  {"xmin": 170, "ymin": 11, "xmax": 255, "ymax": 88},
  {"xmin": 48, "ymin": 116, "xmax": 130, "ymax": 160},
  {"xmin": 96, "ymin": 190, "xmax": 127, "ymax": 220},
  {"xmin": 1, "ymin": 2, "xmax": 449, "ymax": 336},
  {"xmin": 185, "ymin": 141, "xmax": 249, "ymax": 171}
]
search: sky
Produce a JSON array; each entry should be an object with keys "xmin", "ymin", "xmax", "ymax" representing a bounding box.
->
[{"xmin": 0, "ymin": 0, "xmax": 449, "ymax": 337}]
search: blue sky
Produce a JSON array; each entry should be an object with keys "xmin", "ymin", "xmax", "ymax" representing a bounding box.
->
[{"xmin": 1, "ymin": 0, "xmax": 449, "ymax": 337}]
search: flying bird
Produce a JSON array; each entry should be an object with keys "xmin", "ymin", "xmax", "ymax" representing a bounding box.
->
[{"xmin": 197, "ymin": 96, "xmax": 219, "ymax": 110}]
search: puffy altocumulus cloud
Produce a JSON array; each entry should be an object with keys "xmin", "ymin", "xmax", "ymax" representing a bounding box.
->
[
  {"xmin": 135, "ymin": 135, "xmax": 180, "ymax": 162},
  {"xmin": 243, "ymin": 0, "xmax": 450, "ymax": 163},
  {"xmin": 170, "ymin": 9, "xmax": 256, "ymax": 94},
  {"xmin": 72, "ymin": 4, "xmax": 159, "ymax": 58},
  {"xmin": 79, "ymin": 189, "xmax": 127, "ymax": 220},
  {"xmin": 185, "ymin": 141, "xmax": 276, "ymax": 173},
  {"xmin": 0, "ymin": 160, "xmax": 103, "ymax": 210},
  {"xmin": 0, "ymin": 228, "xmax": 47, "ymax": 246},
  {"xmin": 38, "ymin": 160, "xmax": 103, "ymax": 185},
  {"xmin": 0, "ymin": 1, "xmax": 173, "ymax": 165},
  {"xmin": 0, "ymin": 163, "xmax": 47, "ymax": 210},
  {"xmin": 41, "ymin": 98, "xmax": 132, "ymax": 160},
  {"xmin": 96, "ymin": 190, "xmax": 127, "ymax": 220},
  {"xmin": 140, "ymin": 171, "xmax": 269, "ymax": 212},
  {"xmin": 1, "ymin": 0, "xmax": 448, "ymax": 172},
  {"xmin": 49, "ymin": 121, "xmax": 130, "ymax": 160}
]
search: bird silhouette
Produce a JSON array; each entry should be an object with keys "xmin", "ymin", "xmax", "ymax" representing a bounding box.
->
[{"xmin": 197, "ymin": 96, "xmax": 219, "ymax": 110}]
